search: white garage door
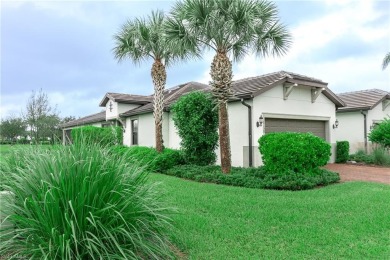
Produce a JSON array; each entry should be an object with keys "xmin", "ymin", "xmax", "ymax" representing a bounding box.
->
[{"xmin": 264, "ymin": 118, "xmax": 326, "ymax": 139}]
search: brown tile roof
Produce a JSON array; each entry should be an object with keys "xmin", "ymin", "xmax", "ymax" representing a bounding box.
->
[
  {"xmin": 120, "ymin": 82, "xmax": 209, "ymax": 117},
  {"xmin": 231, "ymin": 71, "xmax": 344, "ymax": 107},
  {"xmin": 60, "ymin": 111, "xmax": 106, "ymax": 128},
  {"xmin": 337, "ymin": 89, "xmax": 390, "ymax": 111},
  {"xmin": 99, "ymin": 93, "xmax": 152, "ymax": 107}
]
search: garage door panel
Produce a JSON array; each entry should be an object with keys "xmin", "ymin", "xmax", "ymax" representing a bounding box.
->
[{"xmin": 265, "ymin": 118, "xmax": 325, "ymax": 139}]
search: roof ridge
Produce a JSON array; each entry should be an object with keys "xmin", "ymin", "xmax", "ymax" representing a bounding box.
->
[
  {"xmin": 233, "ymin": 71, "xmax": 285, "ymax": 84},
  {"xmin": 338, "ymin": 88, "xmax": 389, "ymax": 95}
]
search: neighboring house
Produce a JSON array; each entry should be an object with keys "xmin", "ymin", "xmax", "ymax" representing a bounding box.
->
[
  {"xmin": 61, "ymin": 71, "xmax": 345, "ymax": 167},
  {"xmin": 335, "ymin": 89, "xmax": 390, "ymax": 153},
  {"xmin": 61, "ymin": 111, "xmax": 107, "ymax": 143}
]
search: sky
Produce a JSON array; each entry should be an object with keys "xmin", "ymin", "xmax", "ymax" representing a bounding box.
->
[{"xmin": 1, "ymin": 0, "xmax": 389, "ymax": 119}]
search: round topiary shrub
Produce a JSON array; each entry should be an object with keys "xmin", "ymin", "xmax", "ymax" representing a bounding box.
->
[
  {"xmin": 258, "ymin": 132, "xmax": 331, "ymax": 174},
  {"xmin": 0, "ymin": 143, "xmax": 174, "ymax": 259}
]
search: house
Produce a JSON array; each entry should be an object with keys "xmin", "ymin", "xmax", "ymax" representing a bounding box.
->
[
  {"xmin": 335, "ymin": 89, "xmax": 390, "ymax": 153},
  {"xmin": 61, "ymin": 71, "xmax": 346, "ymax": 167}
]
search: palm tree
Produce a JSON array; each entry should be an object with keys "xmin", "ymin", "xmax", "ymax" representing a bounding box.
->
[
  {"xmin": 383, "ymin": 52, "xmax": 390, "ymax": 70},
  {"xmin": 165, "ymin": 0, "xmax": 291, "ymax": 173},
  {"xmin": 113, "ymin": 10, "xmax": 195, "ymax": 152}
]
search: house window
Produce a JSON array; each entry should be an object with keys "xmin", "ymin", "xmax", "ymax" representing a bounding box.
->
[{"xmin": 131, "ymin": 119, "xmax": 138, "ymax": 145}]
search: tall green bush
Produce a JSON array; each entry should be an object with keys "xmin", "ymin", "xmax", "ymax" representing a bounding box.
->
[
  {"xmin": 71, "ymin": 125, "xmax": 122, "ymax": 146},
  {"xmin": 172, "ymin": 91, "xmax": 218, "ymax": 165},
  {"xmin": 259, "ymin": 132, "xmax": 331, "ymax": 174},
  {"xmin": 369, "ymin": 118, "xmax": 390, "ymax": 147},
  {"xmin": 0, "ymin": 143, "xmax": 174, "ymax": 259},
  {"xmin": 336, "ymin": 141, "xmax": 350, "ymax": 163}
]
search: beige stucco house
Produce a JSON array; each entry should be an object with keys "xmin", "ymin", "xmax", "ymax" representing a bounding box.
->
[
  {"xmin": 61, "ymin": 71, "xmax": 346, "ymax": 166},
  {"xmin": 335, "ymin": 89, "xmax": 390, "ymax": 154}
]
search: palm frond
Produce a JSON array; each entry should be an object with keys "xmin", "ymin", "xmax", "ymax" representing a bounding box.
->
[{"xmin": 382, "ymin": 52, "xmax": 390, "ymax": 70}]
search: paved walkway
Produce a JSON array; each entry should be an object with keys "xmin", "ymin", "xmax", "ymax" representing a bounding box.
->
[{"xmin": 325, "ymin": 163, "xmax": 390, "ymax": 185}]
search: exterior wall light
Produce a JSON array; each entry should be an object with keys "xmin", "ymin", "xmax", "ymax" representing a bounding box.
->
[
  {"xmin": 333, "ymin": 119, "xmax": 339, "ymax": 129},
  {"xmin": 256, "ymin": 115, "xmax": 264, "ymax": 127}
]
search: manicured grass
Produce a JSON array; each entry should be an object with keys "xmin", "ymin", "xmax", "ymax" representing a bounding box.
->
[
  {"xmin": 150, "ymin": 174, "xmax": 390, "ymax": 259},
  {"xmin": 0, "ymin": 144, "xmax": 59, "ymax": 158},
  {"xmin": 0, "ymin": 145, "xmax": 16, "ymax": 157}
]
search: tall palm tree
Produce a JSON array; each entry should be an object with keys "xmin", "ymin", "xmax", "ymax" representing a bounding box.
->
[
  {"xmin": 165, "ymin": 0, "xmax": 291, "ymax": 173},
  {"xmin": 113, "ymin": 10, "xmax": 195, "ymax": 152},
  {"xmin": 383, "ymin": 52, "xmax": 390, "ymax": 70}
]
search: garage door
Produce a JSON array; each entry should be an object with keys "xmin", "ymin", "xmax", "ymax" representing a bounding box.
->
[{"xmin": 264, "ymin": 118, "xmax": 326, "ymax": 139}]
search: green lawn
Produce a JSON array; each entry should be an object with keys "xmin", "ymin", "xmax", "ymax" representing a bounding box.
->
[
  {"xmin": 0, "ymin": 145, "xmax": 16, "ymax": 157},
  {"xmin": 2, "ymin": 145, "xmax": 389, "ymax": 258},
  {"xmin": 150, "ymin": 174, "xmax": 390, "ymax": 259}
]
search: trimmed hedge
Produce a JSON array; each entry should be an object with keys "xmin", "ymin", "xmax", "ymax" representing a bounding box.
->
[
  {"xmin": 165, "ymin": 165, "xmax": 340, "ymax": 191},
  {"xmin": 111, "ymin": 146, "xmax": 185, "ymax": 172},
  {"xmin": 71, "ymin": 126, "xmax": 122, "ymax": 146},
  {"xmin": 259, "ymin": 132, "xmax": 331, "ymax": 174},
  {"xmin": 336, "ymin": 141, "xmax": 349, "ymax": 163}
]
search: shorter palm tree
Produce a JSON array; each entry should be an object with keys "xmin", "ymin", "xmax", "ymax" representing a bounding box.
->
[
  {"xmin": 113, "ymin": 11, "xmax": 196, "ymax": 152},
  {"xmin": 382, "ymin": 52, "xmax": 390, "ymax": 70}
]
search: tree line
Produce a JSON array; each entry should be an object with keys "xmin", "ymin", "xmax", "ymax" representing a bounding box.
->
[{"xmin": 0, "ymin": 89, "xmax": 75, "ymax": 144}]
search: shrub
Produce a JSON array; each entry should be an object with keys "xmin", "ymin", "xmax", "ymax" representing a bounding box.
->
[
  {"xmin": 0, "ymin": 143, "xmax": 174, "ymax": 259},
  {"xmin": 372, "ymin": 147, "xmax": 390, "ymax": 166},
  {"xmin": 111, "ymin": 146, "xmax": 185, "ymax": 172},
  {"xmin": 336, "ymin": 141, "xmax": 350, "ymax": 163},
  {"xmin": 258, "ymin": 132, "xmax": 331, "ymax": 174},
  {"xmin": 171, "ymin": 91, "xmax": 218, "ymax": 165},
  {"xmin": 369, "ymin": 118, "xmax": 390, "ymax": 148},
  {"xmin": 349, "ymin": 150, "xmax": 375, "ymax": 164},
  {"xmin": 165, "ymin": 165, "xmax": 339, "ymax": 191},
  {"xmin": 71, "ymin": 126, "xmax": 122, "ymax": 146}
]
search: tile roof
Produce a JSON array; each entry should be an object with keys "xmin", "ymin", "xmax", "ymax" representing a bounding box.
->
[
  {"xmin": 120, "ymin": 82, "xmax": 209, "ymax": 117},
  {"xmin": 231, "ymin": 70, "xmax": 327, "ymax": 96},
  {"xmin": 60, "ymin": 111, "xmax": 106, "ymax": 128},
  {"xmin": 231, "ymin": 70, "xmax": 344, "ymax": 107},
  {"xmin": 99, "ymin": 93, "xmax": 152, "ymax": 107},
  {"xmin": 337, "ymin": 89, "xmax": 390, "ymax": 111}
]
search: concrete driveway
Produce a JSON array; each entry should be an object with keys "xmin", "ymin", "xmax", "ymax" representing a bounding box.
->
[{"xmin": 325, "ymin": 163, "xmax": 390, "ymax": 185}]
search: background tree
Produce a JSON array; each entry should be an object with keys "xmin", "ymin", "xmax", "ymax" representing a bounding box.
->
[
  {"xmin": 24, "ymin": 89, "xmax": 60, "ymax": 143},
  {"xmin": 113, "ymin": 10, "xmax": 196, "ymax": 152},
  {"xmin": 172, "ymin": 91, "xmax": 219, "ymax": 165},
  {"xmin": 166, "ymin": 0, "xmax": 291, "ymax": 173},
  {"xmin": 382, "ymin": 52, "xmax": 390, "ymax": 70},
  {"xmin": 0, "ymin": 115, "xmax": 26, "ymax": 141},
  {"xmin": 369, "ymin": 118, "xmax": 390, "ymax": 148}
]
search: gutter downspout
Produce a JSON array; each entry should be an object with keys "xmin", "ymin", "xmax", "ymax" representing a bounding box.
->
[
  {"xmin": 361, "ymin": 110, "xmax": 368, "ymax": 152},
  {"xmin": 241, "ymin": 99, "xmax": 253, "ymax": 167}
]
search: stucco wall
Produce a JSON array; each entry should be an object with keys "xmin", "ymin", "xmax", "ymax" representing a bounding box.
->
[
  {"xmin": 123, "ymin": 118, "xmax": 132, "ymax": 146},
  {"xmin": 137, "ymin": 113, "xmax": 155, "ymax": 147},
  {"xmin": 168, "ymin": 112, "xmax": 181, "ymax": 149},
  {"xmin": 336, "ymin": 101, "xmax": 390, "ymax": 154},
  {"xmin": 335, "ymin": 112, "xmax": 365, "ymax": 153},
  {"xmin": 106, "ymin": 101, "xmax": 139, "ymax": 120}
]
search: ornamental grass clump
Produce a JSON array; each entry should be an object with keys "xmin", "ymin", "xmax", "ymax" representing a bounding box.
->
[{"xmin": 0, "ymin": 143, "xmax": 174, "ymax": 259}]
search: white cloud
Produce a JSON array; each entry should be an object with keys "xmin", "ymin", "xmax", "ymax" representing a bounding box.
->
[{"xmin": 230, "ymin": 0, "xmax": 389, "ymax": 93}]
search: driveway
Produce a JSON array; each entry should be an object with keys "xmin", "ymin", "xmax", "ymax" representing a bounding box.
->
[{"xmin": 325, "ymin": 163, "xmax": 390, "ymax": 185}]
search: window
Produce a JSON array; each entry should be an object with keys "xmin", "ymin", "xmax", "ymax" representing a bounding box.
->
[{"xmin": 131, "ymin": 119, "xmax": 138, "ymax": 145}]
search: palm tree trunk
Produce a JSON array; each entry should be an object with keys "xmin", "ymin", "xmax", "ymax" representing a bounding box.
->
[
  {"xmin": 210, "ymin": 51, "xmax": 233, "ymax": 173},
  {"xmin": 151, "ymin": 59, "xmax": 166, "ymax": 153}
]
